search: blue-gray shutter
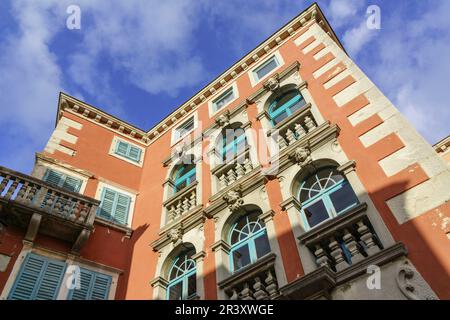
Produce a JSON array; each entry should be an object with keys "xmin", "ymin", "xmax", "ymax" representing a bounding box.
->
[
  {"xmin": 97, "ymin": 188, "xmax": 116, "ymax": 220},
  {"xmin": 113, "ymin": 193, "xmax": 131, "ymax": 225},
  {"xmin": 8, "ymin": 253, "xmax": 66, "ymax": 300},
  {"xmin": 68, "ymin": 268, "xmax": 112, "ymax": 300}
]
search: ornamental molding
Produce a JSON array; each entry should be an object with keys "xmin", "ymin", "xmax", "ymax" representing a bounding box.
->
[
  {"xmin": 223, "ymin": 187, "xmax": 244, "ymax": 213},
  {"xmin": 57, "ymin": 4, "xmax": 342, "ymax": 147},
  {"xmin": 289, "ymin": 146, "xmax": 312, "ymax": 167},
  {"xmin": 396, "ymin": 260, "xmax": 438, "ymax": 300}
]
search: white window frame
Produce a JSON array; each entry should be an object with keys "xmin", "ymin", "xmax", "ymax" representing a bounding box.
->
[
  {"xmin": 208, "ymin": 82, "xmax": 239, "ymax": 117},
  {"xmin": 171, "ymin": 112, "xmax": 198, "ymax": 146},
  {"xmin": 109, "ymin": 136, "xmax": 145, "ymax": 167},
  {"xmin": 95, "ymin": 181, "xmax": 137, "ymax": 228},
  {"xmin": 249, "ymin": 50, "xmax": 285, "ymax": 87}
]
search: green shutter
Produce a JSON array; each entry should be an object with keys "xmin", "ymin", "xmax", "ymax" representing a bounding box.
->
[
  {"xmin": 115, "ymin": 141, "xmax": 129, "ymax": 157},
  {"xmin": 114, "ymin": 140, "xmax": 142, "ymax": 163},
  {"xmin": 68, "ymin": 268, "xmax": 112, "ymax": 300},
  {"xmin": 97, "ymin": 187, "xmax": 131, "ymax": 225},
  {"xmin": 43, "ymin": 169, "xmax": 63, "ymax": 188},
  {"xmin": 98, "ymin": 188, "xmax": 117, "ymax": 220},
  {"xmin": 8, "ymin": 253, "xmax": 66, "ymax": 300},
  {"xmin": 128, "ymin": 146, "xmax": 142, "ymax": 162},
  {"xmin": 114, "ymin": 193, "xmax": 131, "ymax": 225},
  {"xmin": 43, "ymin": 169, "xmax": 82, "ymax": 193}
]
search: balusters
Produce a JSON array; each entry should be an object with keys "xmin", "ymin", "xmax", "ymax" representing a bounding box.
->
[
  {"xmin": 328, "ymin": 237, "xmax": 348, "ymax": 271},
  {"xmin": 243, "ymin": 158, "xmax": 253, "ymax": 173},
  {"xmin": 0, "ymin": 175, "xmax": 10, "ymax": 195},
  {"xmin": 219, "ymin": 174, "xmax": 228, "ymax": 189},
  {"xmin": 304, "ymin": 116, "xmax": 316, "ymax": 132},
  {"xmin": 314, "ymin": 244, "xmax": 331, "ymax": 268},
  {"xmin": 227, "ymin": 169, "xmax": 237, "ymax": 184},
  {"xmin": 5, "ymin": 180, "xmax": 19, "ymax": 200},
  {"xmin": 25, "ymin": 184, "xmax": 37, "ymax": 204},
  {"xmin": 253, "ymin": 277, "xmax": 268, "ymax": 300},
  {"xmin": 235, "ymin": 163, "xmax": 245, "ymax": 180},
  {"xmin": 342, "ymin": 229, "xmax": 364, "ymax": 263},
  {"xmin": 264, "ymin": 270, "xmax": 279, "ymax": 299},
  {"xmin": 240, "ymin": 282, "xmax": 254, "ymax": 300},
  {"xmin": 357, "ymin": 220, "xmax": 380, "ymax": 255},
  {"xmin": 294, "ymin": 122, "xmax": 306, "ymax": 138},
  {"xmin": 285, "ymin": 129, "xmax": 296, "ymax": 145},
  {"xmin": 15, "ymin": 181, "xmax": 28, "ymax": 203},
  {"xmin": 277, "ymin": 134, "xmax": 287, "ymax": 149},
  {"xmin": 189, "ymin": 191, "xmax": 196, "ymax": 209}
]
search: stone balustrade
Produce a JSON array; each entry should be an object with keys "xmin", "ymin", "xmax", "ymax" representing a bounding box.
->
[
  {"xmin": 298, "ymin": 204, "xmax": 382, "ymax": 272},
  {"xmin": 218, "ymin": 253, "xmax": 280, "ymax": 300},
  {"xmin": 267, "ymin": 104, "xmax": 318, "ymax": 150},
  {"xmin": 164, "ymin": 183, "xmax": 198, "ymax": 222},
  {"xmin": 213, "ymin": 148, "xmax": 255, "ymax": 192},
  {"xmin": 0, "ymin": 166, "xmax": 97, "ymax": 226}
]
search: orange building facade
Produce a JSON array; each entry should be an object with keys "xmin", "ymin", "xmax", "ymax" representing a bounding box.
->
[{"xmin": 0, "ymin": 3, "xmax": 449, "ymax": 300}]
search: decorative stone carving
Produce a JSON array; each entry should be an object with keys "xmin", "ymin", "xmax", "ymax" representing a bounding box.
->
[
  {"xmin": 223, "ymin": 188, "xmax": 244, "ymax": 212},
  {"xmin": 396, "ymin": 260, "xmax": 438, "ymax": 300},
  {"xmin": 167, "ymin": 227, "xmax": 183, "ymax": 245},
  {"xmin": 215, "ymin": 112, "xmax": 230, "ymax": 127},
  {"xmin": 264, "ymin": 76, "xmax": 280, "ymax": 92},
  {"xmin": 289, "ymin": 147, "xmax": 312, "ymax": 167}
]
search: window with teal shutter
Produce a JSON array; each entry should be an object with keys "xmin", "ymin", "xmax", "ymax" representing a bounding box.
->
[
  {"xmin": 67, "ymin": 268, "xmax": 112, "ymax": 300},
  {"xmin": 8, "ymin": 253, "xmax": 67, "ymax": 300},
  {"xmin": 42, "ymin": 169, "xmax": 82, "ymax": 193},
  {"xmin": 97, "ymin": 187, "xmax": 131, "ymax": 225},
  {"xmin": 114, "ymin": 140, "xmax": 142, "ymax": 163}
]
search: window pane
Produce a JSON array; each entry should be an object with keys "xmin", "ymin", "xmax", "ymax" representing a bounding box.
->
[
  {"xmin": 272, "ymin": 112, "xmax": 289, "ymax": 125},
  {"xmin": 187, "ymin": 273, "xmax": 196, "ymax": 298},
  {"xmin": 329, "ymin": 183, "xmax": 358, "ymax": 214},
  {"xmin": 232, "ymin": 244, "xmax": 251, "ymax": 271},
  {"xmin": 215, "ymin": 89, "xmax": 234, "ymax": 110},
  {"xmin": 254, "ymin": 233, "xmax": 271, "ymax": 259},
  {"xmin": 255, "ymin": 58, "xmax": 278, "ymax": 80},
  {"xmin": 303, "ymin": 200, "xmax": 330, "ymax": 228},
  {"xmin": 288, "ymin": 97, "xmax": 306, "ymax": 114},
  {"xmin": 168, "ymin": 281, "xmax": 183, "ymax": 300}
]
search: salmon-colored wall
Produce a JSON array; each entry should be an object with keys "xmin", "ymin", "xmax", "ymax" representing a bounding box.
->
[{"xmin": 1, "ymin": 20, "xmax": 448, "ymax": 300}]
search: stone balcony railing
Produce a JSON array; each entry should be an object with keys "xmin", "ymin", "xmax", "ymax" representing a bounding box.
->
[
  {"xmin": 163, "ymin": 182, "xmax": 198, "ymax": 223},
  {"xmin": 266, "ymin": 103, "xmax": 318, "ymax": 150},
  {"xmin": 212, "ymin": 147, "xmax": 256, "ymax": 192},
  {"xmin": 298, "ymin": 203, "xmax": 383, "ymax": 272},
  {"xmin": 218, "ymin": 253, "xmax": 280, "ymax": 300},
  {"xmin": 0, "ymin": 166, "xmax": 99, "ymax": 252}
]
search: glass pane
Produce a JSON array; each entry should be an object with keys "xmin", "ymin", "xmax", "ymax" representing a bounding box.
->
[
  {"xmin": 168, "ymin": 281, "xmax": 183, "ymax": 300},
  {"xmin": 187, "ymin": 273, "xmax": 196, "ymax": 298},
  {"xmin": 289, "ymin": 97, "xmax": 306, "ymax": 114},
  {"xmin": 329, "ymin": 183, "xmax": 358, "ymax": 214},
  {"xmin": 272, "ymin": 112, "xmax": 289, "ymax": 125},
  {"xmin": 215, "ymin": 90, "xmax": 234, "ymax": 110},
  {"xmin": 232, "ymin": 244, "xmax": 251, "ymax": 271},
  {"xmin": 256, "ymin": 58, "xmax": 278, "ymax": 80},
  {"xmin": 254, "ymin": 233, "xmax": 271, "ymax": 259},
  {"xmin": 303, "ymin": 200, "xmax": 330, "ymax": 228}
]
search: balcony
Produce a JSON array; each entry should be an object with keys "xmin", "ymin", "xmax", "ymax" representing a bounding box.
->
[
  {"xmin": 211, "ymin": 146, "xmax": 257, "ymax": 193},
  {"xmin": 0, "ymin": 166, "xmax": 99, "ymax": 252},
  {"xmin": 278, "ymin": 203, "xmax": 408, "ymax": 299},
  {"xmin": 266, "ymin": 103, "xmax": 318, "ymax": 150},
  {"xmin": 218, "ymin": 253, "xmax": 281, "ymax": 300},
  {"xmin": 163, "ymin": 181, "xmax": 199, "ymax": 223}
]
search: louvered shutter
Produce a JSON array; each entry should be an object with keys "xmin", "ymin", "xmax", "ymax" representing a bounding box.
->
[
  {"xmin": 115, "ymin": 141, "xmax": 129, "ymax": 157},
  {"xmin": 91, "ymin": 273, "xmax": 112, "ymax": 300},
  {"xmin": 34, "ymin": 260, "xmax": 66, "ymax": 300},
  {"xmin": 68, "ymin": 268, "xmax": 112, "ymax": 300},
  {"xmin": 98, "ymin": 188, "xmax": 117, "ymax": 220},
  {"xmin": 113, "ymin": 193, "xmax": 131, "ymax": 225},
  {"xmin": 8, "ymin": 253, "xmax": 66, "ymax": 300},
  {"xmin": 62, "ymin": 176, "xmax": 82, "ymax": 193},
  {"xmin": 43, "ymin": 169, "xmax": 63, "ymax": 188},
  {"xmin": 128, "ymin": 145, "xmax": 142, "ymax": 162}
]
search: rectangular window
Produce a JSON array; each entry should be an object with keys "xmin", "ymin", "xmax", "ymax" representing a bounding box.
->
[
  {"xmin": 67, "ymin": 268, "xmax": 112, "ymax": 300},
  {"xmin": 174, "ymin": 116, "xmax": 195, "ymax": 141},
  {"xmin": 253, "ymin": 55, "xmax": 280, "ymax": 81},
  {"xmin": 8, "ymin": 253, "xmax": 67, "ymax": 300},
  {"xmin": 97, "ymin": 187, "xmax": 131, "ymax": 225},
  {"xmin": 114, "ymin": 140, "xmax": 142, "ymax": 163},
  {"xmin": 42, "ymin": 169, "xmax": 82, "ymax": 193},
  {"xmin": 213, "ymin": 87, "xmax": 235, "ymax": 111}
]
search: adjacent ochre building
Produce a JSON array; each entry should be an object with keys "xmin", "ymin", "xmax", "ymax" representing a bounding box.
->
[{"xmin": 0, "ymin": 3, "xmax": 449, "ymax": 300}]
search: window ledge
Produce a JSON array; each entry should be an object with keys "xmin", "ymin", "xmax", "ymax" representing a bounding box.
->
[{"xmin": 94, "ymin": 217, "xmax": 133, "ymax": 238}]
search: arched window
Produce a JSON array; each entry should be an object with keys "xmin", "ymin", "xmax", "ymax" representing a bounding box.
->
[
  {"xmin": 167, "ymin": 250, "xmax": 197, "ymax": 300},
  {"xmin": 228, "ymin": 211, "xmax": 271, "ymax": 272},
  {"xmin": 173, "ymin": 163, "xmax": 196, "ymax": 193},
  {"xmin": 268, "ymin": 90, "xmax": 306, "ymax": 125},
  {"xmin": 298, "ymin": 167, "xmax": 359, "ymax": 229},
  {"xmin": 221, "ymin": 127, "xmax": 247, "ymax": 161}
]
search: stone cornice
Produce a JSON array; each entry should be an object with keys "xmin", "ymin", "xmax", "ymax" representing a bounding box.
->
[{"xmin": 56, "ymin": 3, "xmax": 344, "ymax": 147}]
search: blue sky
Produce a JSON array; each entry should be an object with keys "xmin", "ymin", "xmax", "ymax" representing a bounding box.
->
[{"xmin": 0, "ymin": 0, "xmax": 449, "ymax": 173}]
